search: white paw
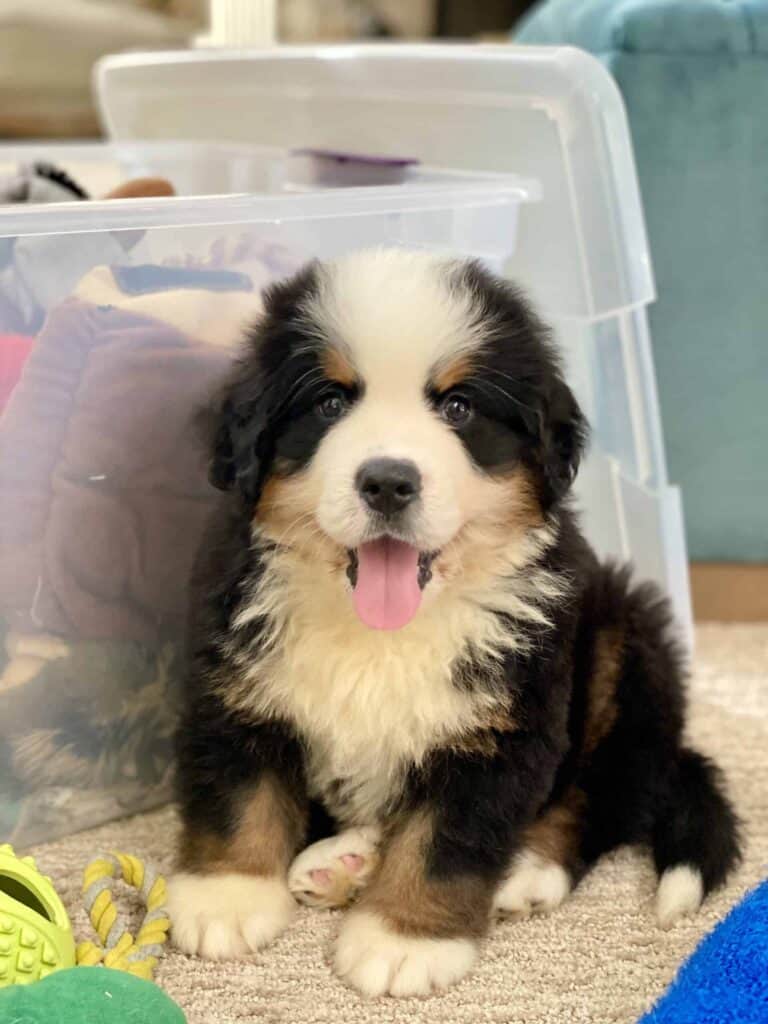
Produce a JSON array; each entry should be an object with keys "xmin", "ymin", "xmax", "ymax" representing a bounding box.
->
[
  {"xmin": 334, "ymin": 909, "xmax": 477, "ymax": 997},
  {"xmin": 288, "ymin": 827, "xmax": 381, "ymax": 909},
  {"xmin": 656, "ymin": 865, "xmax": 703, "ymax": 929},
  {"xmin": 167, "ymin": 872, "xmax": 295, "ymax": 959},
  {"xmin": 493, "ymin": 849, "xmax": 571, "ymax": 917}
]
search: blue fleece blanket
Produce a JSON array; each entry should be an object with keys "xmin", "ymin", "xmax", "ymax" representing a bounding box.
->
[{"xmin": 639, "ymin": 879, "xmax": 768, "ymax": 1023}]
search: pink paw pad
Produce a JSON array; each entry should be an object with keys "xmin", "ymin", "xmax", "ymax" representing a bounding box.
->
[
  {"xmin": 309, "ymin": 869, "xmax": 333, "ymax": 888},
  {"xmin": 340, "ymin": 854, "xmax": 366, "ymax": 873}
]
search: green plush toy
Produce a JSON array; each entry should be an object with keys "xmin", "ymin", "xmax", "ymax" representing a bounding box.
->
[{"xmin": 0, "ymin": 965, "xmax": 187, "ymax": 1023}]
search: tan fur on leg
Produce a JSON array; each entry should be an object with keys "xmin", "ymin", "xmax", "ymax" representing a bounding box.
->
[
  {"xmin": 334, "ymin": 811, "xmax": 488, "ymax": 996},
  {"xmin": 170, "ymin": 775, "xmax": 306, "ymax": 960},
  {"xmin": 178, "ymin": 773, "xmax": 306, "ymax": 875},
  {"xmin": 363, "ymin": 811, "xmax": 491, "ymax": 939}
]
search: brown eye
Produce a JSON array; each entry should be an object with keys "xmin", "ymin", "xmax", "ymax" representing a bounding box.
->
[
  {"xmin": 317, "ymin": 389, "xmax": 347, "ymax": 421},
  {"xmin": 440, "ymin": 393, "xmax": 472, "ymax": 426}
]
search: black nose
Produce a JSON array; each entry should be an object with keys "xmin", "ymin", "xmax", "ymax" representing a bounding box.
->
[{"xmin": 356, "ymin": 458, "xmax": 421, "ymax": 517}]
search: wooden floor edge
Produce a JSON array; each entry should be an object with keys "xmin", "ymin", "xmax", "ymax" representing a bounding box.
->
[{"xmin": 690, "ymin": 563, "xmax": 768, "ymax": 623}]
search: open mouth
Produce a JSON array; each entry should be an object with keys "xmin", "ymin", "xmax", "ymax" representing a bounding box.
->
[{"xmin": 346, "ymin": 540, "xmax": 437, "ymax": 631}]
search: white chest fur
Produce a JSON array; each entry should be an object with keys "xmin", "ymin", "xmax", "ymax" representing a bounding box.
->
[
  {"xmin": 289, "ymin": 636, "xmax": 498, "ymax": 825},
  {"xmin": 227, "ymin": 569, "xmax": 520, "ymax": 825},
  {"xmin": 242, "ymin": 614, "xmax": 504, "ymax": 824},
  {"xmin": 225, "ymin": 535, "xmax": 561, "ymax": 825}
]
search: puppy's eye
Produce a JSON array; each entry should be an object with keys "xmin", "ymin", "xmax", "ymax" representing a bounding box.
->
[
  {"xmin": 317, "ymin": 389, "xmax": 348, "ymax": 421},
  {"xmin": 440, "ymin": 392, "xmax": 473, "ymax": 426}
]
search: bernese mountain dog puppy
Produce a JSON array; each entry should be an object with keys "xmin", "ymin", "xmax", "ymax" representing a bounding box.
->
[{"xmin": 167, "ymin": 250, "xmax": 739, "ymax": 997}]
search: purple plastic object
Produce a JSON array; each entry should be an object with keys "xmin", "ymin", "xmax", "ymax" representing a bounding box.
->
[
  {"xmin": 287, "ymin": 148, "xmax": 420, "ymax": 188},
  {"xmin": 290, "ymin": 147, "xmax": 420, "ymax": 168}
]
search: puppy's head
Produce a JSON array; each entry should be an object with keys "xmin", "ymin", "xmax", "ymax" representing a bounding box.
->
[{"xmin": 209, "ymin": 251, "xmax": 587, "ymax": 630}]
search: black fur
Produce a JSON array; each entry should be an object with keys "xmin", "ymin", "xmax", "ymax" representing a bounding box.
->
[
  {"xmin": 436, "ymin": 262, "xmax": 588, "ymax": 507},
  {"xmin": 176, "ymin": 256, "xmax": 739, "ymax": 941},
  {"xmin": 207, "ymin": 262, "xmax": 361, "ymax": 503}
]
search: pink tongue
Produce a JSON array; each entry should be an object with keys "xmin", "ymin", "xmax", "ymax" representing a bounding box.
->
[{"xmin": 352, "ymin": 537, "xmax": 422, "ymax": 631}]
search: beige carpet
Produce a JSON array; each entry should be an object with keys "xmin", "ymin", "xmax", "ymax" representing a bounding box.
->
[{"xmin": 31, "ymin": 624, "xmax": 768, "ymax": 1024}]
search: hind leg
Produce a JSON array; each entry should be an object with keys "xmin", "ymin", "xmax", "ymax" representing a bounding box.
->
[
  {"xmin": 493, "ymin": 849, "xmax": 573, "ymax": 918},
  {"xmin": 494, "ymin": 790, "xmax": 587, "ymax": 917},
  {"xmin": 548, "ymin": 741, "xmax": 740, "ymax": 929},
  {"xmin": 506, "ymin": 570, "xmax": 741, "ymax": 930},
  {"xmin": 652, "ymin": 748, "xmax": 740, "ymax": 928}
]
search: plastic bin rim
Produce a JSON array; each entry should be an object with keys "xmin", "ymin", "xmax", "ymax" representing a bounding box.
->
[
  {"xmin": 0, "ymin": 139, "xmax": 289, "ymax": 163},
  {"xmin": 96, "ymin": 41, "xmax": 581, "ymax": 71},
  {"xmin": 0, "ymin": 179, "xmax": 532, "ymax": 239}
]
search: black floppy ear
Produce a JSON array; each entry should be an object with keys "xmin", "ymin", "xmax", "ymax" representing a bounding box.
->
[
  {"xmin": 538, "ymin": 378, "xmax": 588, "ymax": 507},
  {"xmin": 202, "ymin": 261, "xmax": 323, "ymax": 504},
  {"xmin": 206, "ymin": 383, "xmax": 273, "ymax": 505}
]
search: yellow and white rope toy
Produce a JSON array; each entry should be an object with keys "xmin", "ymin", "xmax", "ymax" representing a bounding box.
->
[{"xmin": 76, "ymin": 853, "xmax": 170, "ymax": 981}]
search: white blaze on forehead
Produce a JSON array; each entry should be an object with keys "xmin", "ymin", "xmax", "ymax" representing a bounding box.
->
[
  {"xmin": 300, "ymin": 250, "xmax": 499, "ymax": 556},
  {"xmin": 308, "ymin": 249, "xmax": 487, "ymax": 391}
]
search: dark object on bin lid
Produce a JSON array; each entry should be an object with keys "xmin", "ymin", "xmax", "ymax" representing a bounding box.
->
[{"xmin": 290, "ymin": 148, "xmax": 420, "ymax": 168}]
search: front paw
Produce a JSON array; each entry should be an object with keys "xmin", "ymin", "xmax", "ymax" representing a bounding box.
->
[
  {"xmin": 167, "ymin": 872, "xmax": 294, "ymax": 959},
  {"xmin": 334, "ymin": 910, "xmax": 478, "ymax": 997},
  {"xmin": 289, "ymin": 826, "xmax": 381, "ymax": 908}
]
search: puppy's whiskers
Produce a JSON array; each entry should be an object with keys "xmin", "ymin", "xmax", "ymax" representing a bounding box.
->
[
  {"xmin": 268, "ymin": 510, "xmax": 321, "ymax": 550},
  {"xmin": 465, "ymin": 374, "xmax": 537, "ymax": 418},
  {"xmin": 271, "ymin": 368, "xmax": 327, "ymax": 419}
]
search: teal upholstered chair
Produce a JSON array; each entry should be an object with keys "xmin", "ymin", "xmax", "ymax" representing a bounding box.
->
[{"xmin": 517, "ymin": 0, "xmax": 768, "ymax": 563}]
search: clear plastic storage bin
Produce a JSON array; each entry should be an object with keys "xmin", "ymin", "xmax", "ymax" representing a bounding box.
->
[
  {"xmin": 0, "ymin": 141, "xmax": 287, "ymax": 199},
  {"xmin": 0, "ymin": 141, "xmax": 526, "ymax": 204},
  {"xmin": 0, "ymin": 144, "xmax": 530, "ymax": 846},
  {"xmin": 97, "ymin": 44, "xmax": 693, "ymax": 650}
]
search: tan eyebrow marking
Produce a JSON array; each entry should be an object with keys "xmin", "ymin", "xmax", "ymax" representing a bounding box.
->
[
  {"xmin": 431, "ymin": 353, "xmax": 474, "ymax": 393},
  {"xmin": 320, "ymin": 343, "xmax": 358, "ymax": 388}
]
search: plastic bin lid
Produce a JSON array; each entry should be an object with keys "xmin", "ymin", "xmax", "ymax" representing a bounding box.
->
[{"xmin": 96, "ymin": 44, "xmax": 655, "ymax": 320}]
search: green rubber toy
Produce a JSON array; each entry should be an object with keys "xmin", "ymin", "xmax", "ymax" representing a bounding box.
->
[
  {"xmin": 0, "ymin": 843, "xmax": 76, "ymax": 985},
  {"xmin": 0, "ymin": 965, "xmax": 187, "ymax": 1023}
]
